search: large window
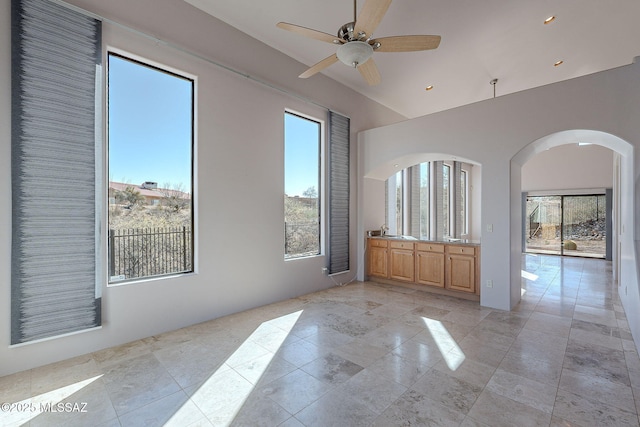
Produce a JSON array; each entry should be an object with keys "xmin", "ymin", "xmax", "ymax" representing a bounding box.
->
[
  {"xmin": 386, "ymin": 160, "xmax": 470, "ymax": 240},
  {"xmin": 107, "ymin": 53, "xmax": 194, "ymax": 282},
  {"xmin": 284, "ymin": 112, "xmax": 322, "ymax": 258}
]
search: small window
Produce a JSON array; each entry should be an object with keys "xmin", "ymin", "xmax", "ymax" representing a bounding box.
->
[
  {"xmin": 107, "ymin": 53, "xmax": 194, "ymax": 282},
  {"xmin": 284, "ymin": 112, "xmax": 322, "ymax": 258}
]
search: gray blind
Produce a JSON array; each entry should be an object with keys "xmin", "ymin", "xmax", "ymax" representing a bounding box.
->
[
  {"xmin": 327, "ymin": 111, "xmax": 350, "ymax": 274},
  {"xmin": 12, "ymin": 0, "xmax": 102, "ymax": 344}
]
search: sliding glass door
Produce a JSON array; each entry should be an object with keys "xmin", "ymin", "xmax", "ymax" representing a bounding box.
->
[
  {"xmin": 526, "ymin": 194, "xmax": 606, "ymax": 258},
  {"xmin": 526, "ymin": 196, "xmax": 562, "ymax": 255}
]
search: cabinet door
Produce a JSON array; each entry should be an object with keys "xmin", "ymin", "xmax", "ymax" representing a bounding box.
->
[
  {"xmin": 390, "ymin": 249, "xmax": 414, "ymax": 282},
  {"xmin": 446, "ymin": 254, "xmax": 475, "ymax": 293},
  {"xmin": 416, "ymin": 251, "xmax": 445, "ymax": 287},
  {"xmin": 368, "ymin": 246, "xmax": 388, "ymax": 278}
]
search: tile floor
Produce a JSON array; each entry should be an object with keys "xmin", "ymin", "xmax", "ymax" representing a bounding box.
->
[{"xmin": 2, "ymin": 254, "xmax": 639, "ymax": 426}]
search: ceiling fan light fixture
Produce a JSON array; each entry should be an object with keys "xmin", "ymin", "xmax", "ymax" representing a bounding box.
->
[{"xmin": 337, "ymin": 41, "xmax": 374, "ymax": 67}]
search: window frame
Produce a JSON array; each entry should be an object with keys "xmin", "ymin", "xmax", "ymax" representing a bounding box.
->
[
  {"xmin": 106, "ymin": 50, "xmax": 197, "ymax": 285},
  {"xmin": 283, "ymin": 109, "xmax": 325, "ymax": 260}
]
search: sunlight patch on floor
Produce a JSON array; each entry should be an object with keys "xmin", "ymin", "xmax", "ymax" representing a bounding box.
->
[
  {"xmin": 422, "ymin": 317, "xmax": 465, "ymax": 371},
  {"xmin": 1, "ymin": 375, "xmax": 103, "ymax": 426},
  {"xmin": 521, "ymin": 270, "xmax": 539, "ymax": 281},
  {"xmin": 169, "ymin": 310, "xmax": 303, "ymax": 426}
]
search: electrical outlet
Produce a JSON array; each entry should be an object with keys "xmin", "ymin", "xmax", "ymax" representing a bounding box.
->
[
  {"xmin": 322, "ymin": 267, "xmax": 328, "ymax": 274},
  {"xmin": 486, "ymin": 280, "xmax": 493, "ymax": 288},
  {"xmin": 486, "ymin": 224, "xmax": 493, "ymax": 232}
]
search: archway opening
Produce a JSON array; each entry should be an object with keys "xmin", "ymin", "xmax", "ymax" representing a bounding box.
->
[{"xmin": 510, "ymin": 129, "xmax": 633, "ymax": 308}]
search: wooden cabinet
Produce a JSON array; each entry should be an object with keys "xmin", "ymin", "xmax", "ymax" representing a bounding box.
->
[
  {"xmin": 445, "ymin": 245, "xmax": 476, "ymax": 293},
  {"xmin": 415, "ymin": 243, "xmax": 445, "ymax": 287},
  {"xmin": 368, "ymin": 239, "xmax": 389, "ymax": 278},
  {"xmin": 389, "ymin": 241, "xmax": 415, "ymax": 282},
  {"xmin": 367, "ymin": 238, "xmax": 480, "ymax": 299}
]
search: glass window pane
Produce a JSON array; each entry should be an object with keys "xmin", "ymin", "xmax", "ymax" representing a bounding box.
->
[
  {"xmin": 420, "ymin": 163, "xmax": 429, "ymax": 239},
  {"xmin": 108, "ymin": 53, "xmax": 194, "ymax": 282},
  {"xmin": 443, "ymin": 164, "xmax": 450, "ymax": 237},
  {"xmin": 461, "ymin": 169, "xmax": 467, "ymax": 235},
  {"xmin": 284, "ymin": 112, "xmax": 321, "ymax": 258}
]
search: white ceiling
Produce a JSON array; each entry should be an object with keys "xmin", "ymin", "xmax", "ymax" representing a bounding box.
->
[{"xmin": 185, "ymin": 0, "xmax": 640, "ymax": 119}]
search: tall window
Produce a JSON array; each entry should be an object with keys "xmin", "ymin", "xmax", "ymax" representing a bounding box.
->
[
  {"xmin": 284, "ymin": 112, "xmax": 321, "ymax": 258},
  {"xmin": 419, "ymin": 163, "xmax": 430, "ymax": 239},
  {"xmin": 460, "ymin": 169, "xmax": 468, "ymax": 235},
  {"xmin": 107, "ymin": 53, "xmax": 194, "ymax": 282},
  {"xmin": 443, "ymin": 163, "xmax": 451, "ymax": 237}
]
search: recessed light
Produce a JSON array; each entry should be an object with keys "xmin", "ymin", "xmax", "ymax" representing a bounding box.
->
[
  {"xmin": 544, "ymin": 16, "xmax": 556, "ymax": 25},
  {"xmin": 425, "ymin": 85, "xmax": 434, "ymax": 91},
  {"xmin": 554, "ymin": 60, "xmax": 564, "ymax": 67}
]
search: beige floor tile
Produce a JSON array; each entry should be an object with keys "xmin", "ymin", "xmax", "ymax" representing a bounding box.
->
[
  {"xmin": 258, "ymin": 369, "xmax": 330, "ymax": 415},
  {"xmin": 559, "ymin": 368, "xmax": 636, "ymax": 414},
  {"xmin": 102, "ymin": 353, "xmax": 180, "ymax": 416},
  {"xmin": 372, "ymin": 389, "xmax": 466, "ymax": 426},
  {"xmin": 411, "ymin": 368, "xmax": 482, "ymax": 414},
  {"xmin": 3, "ymin": 254, "xmax": 637, "ymax": 427},
  {"xmin": 467, "ymin": 390, "xmax": 552, "ymax": 427},
  {"xmin": 485, "ymin": 369, "xmax": 557, "ymax": 414},
  {"xmin": 295, "ymin": 389, "xmax": 378, "ymax": 427},
  {"xmin": 339, "ymin": 369, "xmax": 407, "ymax": 414},
  {"xmin": 554, "ymin": 388, "xmax": 639, "ymax": 427}
]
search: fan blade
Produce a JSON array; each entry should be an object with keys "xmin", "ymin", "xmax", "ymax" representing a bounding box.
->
[
  {"xmin": 277, "ymin": 22, "xmax": 341, "ymax": 44},
  {"xmin": 299, "ymin": 54, "xmax": 339, "ymax": 78},
  {"xmin": 354, "ymin": 0, "xmax": 392, "ymax": 39},
  {"xmin": 372, "ymin": 35, "xmax": 441, "ymax": 52},
  {"xmin": 358, "ymin": 58, "xmax": 381, "ymax": 86}
]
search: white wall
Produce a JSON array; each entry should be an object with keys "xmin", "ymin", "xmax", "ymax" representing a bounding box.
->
[
  {"xmin": 522, "ymin": 143, "xmax": 613, "ymax": 192},
  {"xmin": 357, "ymin": 61, "xmax": 640, "ymax": 346},
  {"xmin": 0, "ymin": 0, "xmax": 405, "ymax": 376}
]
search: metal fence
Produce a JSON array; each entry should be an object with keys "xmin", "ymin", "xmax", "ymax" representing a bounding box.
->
[{"xmin": 109, "ymin": 227, "xmax": 192, "ymax": 281}]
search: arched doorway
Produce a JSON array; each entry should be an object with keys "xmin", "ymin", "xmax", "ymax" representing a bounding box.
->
[{"xmin": 511, "ymin": 129, "xmax": 633, "ymax": 300}]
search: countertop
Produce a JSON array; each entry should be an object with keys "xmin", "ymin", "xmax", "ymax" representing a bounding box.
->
[{"xmin": 368, "ymin": 235, "xmax": 480, "ymax": 246}]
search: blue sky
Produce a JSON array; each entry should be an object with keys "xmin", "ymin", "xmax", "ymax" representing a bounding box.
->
[
  {"xmin": 284, "ymin": 113, "xmax": 320, "ymax": 197},
  {"xmin": 108, "ymin": 55, "xmax": 193, "ymax": 191},
  {"xmin": 109, "ymin": 54, "xmax": 320, "ymax": 197}
]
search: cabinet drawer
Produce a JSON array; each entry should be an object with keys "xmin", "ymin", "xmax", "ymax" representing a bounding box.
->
[
  {"xmin": 390, "ymin": 241, "xmax": 414, "ymax": 250},
  {"xmin": 369, "ymin": 239, "xmax": 388, "ymax": 248},
  {"xmin": 416, "ymin": 243, "xmax": 445, "ymax": 253},
  {"xmin": 447, "ymin": 245, "xmax": 475, "ymax": 256}
]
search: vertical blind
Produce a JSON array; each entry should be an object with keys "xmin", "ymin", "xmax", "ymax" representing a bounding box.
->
[
  {"xmin": 11, "ymin": 0, "xmax": 102, "ymax": 344},
  {"xmin": 327, "ymin": 111, "xmax": 350, "ymax": 274}
]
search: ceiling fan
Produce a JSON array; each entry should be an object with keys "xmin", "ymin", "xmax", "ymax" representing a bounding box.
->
[{"xmin": 276, "ymin": 0, "xmax": 441, "ymax": 85}]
